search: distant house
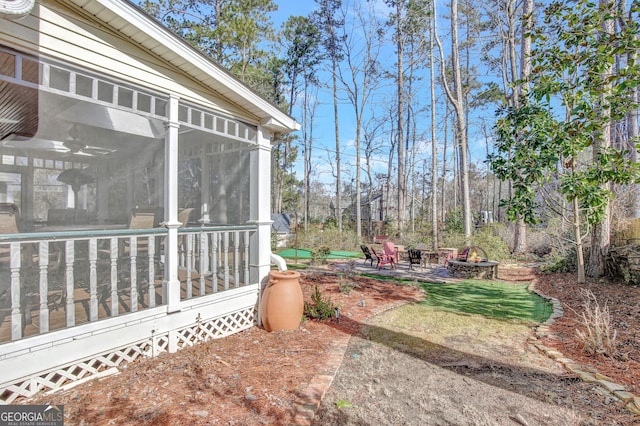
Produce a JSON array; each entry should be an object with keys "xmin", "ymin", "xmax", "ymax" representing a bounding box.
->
[
  {"xmin": 344, "ymin": 192, "xmax": 385, "ymax": 222},
  {"xmin": 271, "ymin": 213, "xmax": 293, "ymax": 248},
  {"xmin": 344, "ymin": 188, "xmax": 411, "ymax": 238},
  {"xmin": 0, "ymin": 0, "xmax": 298, "ymax": 402}
]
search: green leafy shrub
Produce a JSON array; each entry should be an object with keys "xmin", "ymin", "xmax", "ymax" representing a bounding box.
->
[
  {"xmin": 324, "ymin": 217, "xmax": 337, "ymax": 230},
  {"xmin": 399, "ymin": 227, "xmax": 434, "ymax": 250},
  {"xmin": 310, "ymin": 246, "xmax": 331, "ymax": 265},
  {"xmin": 338, "ymin": 276, "xmax": 359, "ymax": 294},
  {"xmin": 304, "ymin": 286, "xmax": 338, "ymax": 320},
  {"xmin": 540, "ymin": 246, "xmax": 590, "ymax": 274},
  {"xmin": 339, "ymin": 282, "xmax": 358, "ymax": 294},
  {"xmin": 471, "ymin": 225, "xmax": 511, "ymax": 261},
  {"xmin": 541, "ymin": 254, "xmax": 576, "ymax": 273},
  {"xmin": 444, "ymin": 207, "xmax": 464, "ymax": 234},
  {"xmin": 442, "ymin": 231, "xmax": 466, "ymax": 252}
]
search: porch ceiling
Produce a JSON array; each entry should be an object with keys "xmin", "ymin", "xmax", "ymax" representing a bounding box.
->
[
  {"xmin": 0, "ymin": 80, "xmax": 39, "ymax": 141},
  {"xmin": 1, "ymin": 90, "xmax": 163, "ymax": 163}
]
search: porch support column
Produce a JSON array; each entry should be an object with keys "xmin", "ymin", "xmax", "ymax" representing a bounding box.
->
[
  {"xmin": 96, "ymin": 163, "xmax": 108, "ymax": 224},
  {"xmin": 200, "ymin": 146, "xmax": 211, "ymax": 225},
  {"xmin": 198, "ymin": 146, "xmax": 210, "ymax": 273},
  {"xmin": 24, "ymin": 159, "xmax": 34, "ymax": 229},
  {"xmin": 248, "ymin": 127, "xmax": 273, "ymax": 306},
  {"xmin": 162, "ymin": 94, "xmax": 182, "ymax": 314}
]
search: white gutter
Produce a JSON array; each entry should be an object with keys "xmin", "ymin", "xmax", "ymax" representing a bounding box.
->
[
  {"xmin": 84, "ymin": 0, "xmax": 299, "ymax": 134},
  {"xmin": 0, "ymin": 0, "xmax": 35, "ymax": 19}
]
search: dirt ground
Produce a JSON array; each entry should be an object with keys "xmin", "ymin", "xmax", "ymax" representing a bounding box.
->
[{"xmin": 24, "ymin": 268, "xmax": 640, "ymax": 425}]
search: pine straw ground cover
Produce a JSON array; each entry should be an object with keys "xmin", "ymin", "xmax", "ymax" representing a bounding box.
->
[
  {"xmin": 534, "ymin": 272, "xmax": 640, "ymax": 396},
  {"xmin": 22, "ymin": 268, "xmax": 640, "ymax": 425}
]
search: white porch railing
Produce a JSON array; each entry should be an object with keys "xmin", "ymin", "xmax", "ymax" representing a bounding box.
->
[
  {"xmin": 178, "ymin": 227, "xmax": 252, "ymax": 298},
  {"xmin": 0, "ymin": 225, "xmax": 256, "ymax": 344}
]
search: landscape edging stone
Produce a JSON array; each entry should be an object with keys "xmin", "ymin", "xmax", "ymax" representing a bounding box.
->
[{"xmin": 529, "ymin": 280, "xmax": 640, "ymax": 416}]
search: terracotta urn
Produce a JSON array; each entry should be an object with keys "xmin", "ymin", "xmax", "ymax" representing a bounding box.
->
[{"xmin": 261, "ymin": 270, "xmax": 303, "ymax": 332}]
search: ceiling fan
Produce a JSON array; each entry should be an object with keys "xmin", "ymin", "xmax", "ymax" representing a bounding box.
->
[{"xmin": 62, "ymin": 124, "xmax": 115, "ymax": 157}]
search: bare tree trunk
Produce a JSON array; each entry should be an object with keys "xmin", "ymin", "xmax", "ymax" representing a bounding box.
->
[
  {"xmin": 386, "ymin": 108, "xmax": 396, "ymax": 227},
  {"xmin": 336, "ymin": 2, "xmax": 382, "ymax": 240},
  {"xmin": 396, "ymin": 0, "xmax": 406, "ymax": 237},
  {"xmin": 496, "ymin": 179, "xmax": 502, "ymax": 222},
  {"xmin": 453, "ymin": 126, "xmax": 459, "ymax": 211},
  {"xmin": 574, "ymin": 194, "xmax": 586, "ymax": 283},
  {"xmin": 303, "ymin": 81, "xmax": 310, "ymax": 232},
  {"xmin": 451, "ymin": 0, "xmax": 472, "ymax": 241},
  {"xmin": 630, "ymin": 77, "xmax": 640, "ymax": 218},
  {"xmin": 430, "ymin": 15, "xmax": 439, "ymax": 250},
  {"xmin": 587, "ymin": 0, "xmax": 615, "ymax": 278},
  {"xmin": 441, "ymin": 105, "xmax": 449, "ymax": 226},
  {"xmin": 332, "ymin": 59, "xmax": 342, "ymax": 231},
  {"xmin": 215, "ymin": 0, "xmax": 222, "ymax": 63},
  {"xmin": 512, "ymin": 0, "xmax": 533, "ymax": 255},
  {"xmin": 364, "ymin": 120, "xmax": 383, "ymax": 238},
  {"xmin": 561, "ymin": 100, "xmax": 587, "ymax": 283},
  {"xmin": 434, "ymin": 0, "xmax": 472, "ymax": 242},
  {"xmin": 303, "ymin": 84, "xmax": 318, "ymax": 232}
]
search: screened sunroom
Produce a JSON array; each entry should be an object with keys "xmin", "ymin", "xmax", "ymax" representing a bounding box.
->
[
  {"xmin": 0, "ymin": 45, "xmax": 264, "ymax": 342},
  {"xmin": 0, "ymin": 1, "xmax": 297, "ymax": 402}
]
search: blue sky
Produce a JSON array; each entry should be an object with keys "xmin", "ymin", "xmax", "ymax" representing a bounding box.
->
[
  {"xmin": 273, "ymin": 1, "xmax": 316, "ymax": 25},
  {"xmin": 270, "ymin": 0, "xmax": 497, "ymax": 187},
  {"xmin": 272, "ymin": 0, "xmax": 412, "ymax": 186}
]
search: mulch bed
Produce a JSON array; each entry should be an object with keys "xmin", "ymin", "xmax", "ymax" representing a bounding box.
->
[{"xmin": 534, "ymin": 272, "xmax": 640, "ymax": 395}]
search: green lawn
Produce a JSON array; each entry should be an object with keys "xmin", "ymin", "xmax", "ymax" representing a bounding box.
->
[
  {"xmin": 276, "ymin": 248, "xmax": 362, "ymax": 259},
  {"xmin": 418, "ymin": 280, "xmax": 553, "ymax": 323}
]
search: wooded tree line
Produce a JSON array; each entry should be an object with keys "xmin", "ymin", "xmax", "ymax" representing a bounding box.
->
[{"xmin": 140, "ymin": 0, "xmax": 640, "ymax": 281}]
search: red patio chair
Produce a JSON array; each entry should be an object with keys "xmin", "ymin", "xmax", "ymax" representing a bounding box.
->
[
  {"xmin": 383, "ymin": 241, "xmax": 399, "ymax": 263},
  {"xmin": 372, "ymin": 247, "xmax": 395, "ymax": 270}
]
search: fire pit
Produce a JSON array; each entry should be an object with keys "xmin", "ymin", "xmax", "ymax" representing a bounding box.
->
[{"xmin": 447, "ymin": 246, "xmax": 498, "ymax": 279}]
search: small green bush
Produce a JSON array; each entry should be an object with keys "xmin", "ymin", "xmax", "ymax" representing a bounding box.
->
[
  {"xmin": 542, "ymin": 254, "xmax": 576, "ymax": 273},
  {"xmin": 399, "ymin": 228, "xmax": 434, "ymax": 250},
  {"xmin": 310, "ymin": 246, "xmax": 331, "ymax": 265},
  {"xmin": 471, "ymin": 225, "xmax": 511, "ymax": 261},
  {"xmin": 540, "ymin": 246, "xmax": 590, "ymax": 274},
  {"xmin": 304, "ymin": 286, "xmax": 338, "ymax": 320},
  {"xmin": 444, "ymin": 207, "xmax": 464, "ymax": 234},
  {"xmin": 442, "ymin": 231, "xmax": 466, "ymax": 252},
  {"xmin": 338, "ymin": 275, "xmax": 359, "ymax": 294}
]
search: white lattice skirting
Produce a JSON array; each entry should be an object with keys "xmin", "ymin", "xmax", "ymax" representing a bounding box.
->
[{"xmin": 0, "ymin": 298, "xmax": 257, "ymax": 404}]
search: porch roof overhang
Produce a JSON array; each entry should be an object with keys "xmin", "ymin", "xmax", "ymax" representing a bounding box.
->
[{"xmin": 57, "ymin": 0, "xmax": 300, "ymax": 135}]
